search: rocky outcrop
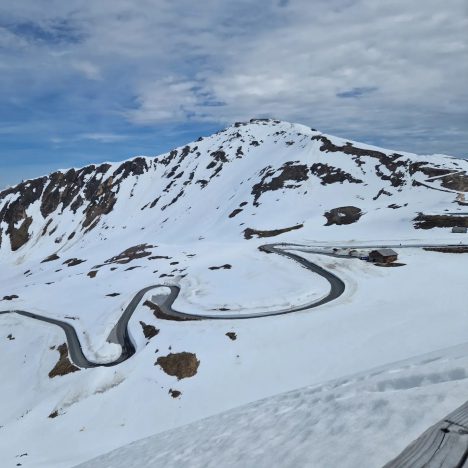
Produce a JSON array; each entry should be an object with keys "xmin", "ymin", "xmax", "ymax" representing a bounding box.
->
[
  {"xmin": 324, "ymin": 206, "xmax": 363, "ymax": 226},
  {"xmin": 244, "ymin": 224, "xmax": 303, "ymax": 239},
  {"xmin": 413, "ymin": 214, "xmax": 468, "ymax": 229},
  {"xmin": 310, "ymin": 163, "xmax": 363, "ymax": 185},
  {"xmin": 252, "ymin": 163, "xmax": 309, "ymax": 206}
]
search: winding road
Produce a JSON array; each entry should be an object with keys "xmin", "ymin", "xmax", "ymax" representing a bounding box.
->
[
  {"xmin": 1, "ymin": 242, "xmax": 466, "ymax": 368},
  {"xmin": 0, "ymin": 243, "xmax": 345, "ymax": 368}
]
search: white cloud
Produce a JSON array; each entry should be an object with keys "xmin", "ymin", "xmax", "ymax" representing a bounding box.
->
[
  {"xmin": 1, "ymin": 0, "xmax": 467, "ymax": 156},
  {"xmin": 72, "ymin": 60, "xmax": 101, "ymax": 80},
  {"xmin": 79, "ymin": 132, "xmax": 128, "ymax": 143}
]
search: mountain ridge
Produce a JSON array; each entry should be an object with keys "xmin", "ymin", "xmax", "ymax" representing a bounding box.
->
[{"xmin": 1, "ymin": 118, "xmax": 467, "ymax": 258}]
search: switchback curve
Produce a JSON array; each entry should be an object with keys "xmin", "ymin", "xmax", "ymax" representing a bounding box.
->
[{"xmin": 0, "ymin": 243, "xmax": 344, "ymax": 368}]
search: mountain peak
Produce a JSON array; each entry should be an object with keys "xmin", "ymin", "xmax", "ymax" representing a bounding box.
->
[{"xmin": 1, "ymin": 122, "xmax": 467, "ymax": 258}]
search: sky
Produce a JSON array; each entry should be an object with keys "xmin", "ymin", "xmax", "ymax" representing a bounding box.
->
[{"xmin": 0, "ymin": 0, "xmax": 467, "ymax": 188}]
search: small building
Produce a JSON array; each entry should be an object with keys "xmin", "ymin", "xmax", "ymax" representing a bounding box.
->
[
  {"xmin": 368, "ymin": 249, "xmax": 398, "ymax": 264},
  {"xmin": 452, "ymin": 226, "xmax": 467, "ymax": 234}
]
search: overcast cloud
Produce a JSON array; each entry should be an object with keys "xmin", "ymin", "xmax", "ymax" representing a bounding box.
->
[{"xmin": 0, "ymin": 0, "xmax": 467, "ymax": 187}]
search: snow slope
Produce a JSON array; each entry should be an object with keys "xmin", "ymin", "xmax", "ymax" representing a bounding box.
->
[
  {"xmin": 76, "ymin": 341, "xmax": 468, "ymax": 468},
  {"xmin": 0, "ymin": 119, "xmax": 467, "ymax": 467}
]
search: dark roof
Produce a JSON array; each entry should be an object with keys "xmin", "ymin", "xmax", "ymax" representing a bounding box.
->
[{"xmin": 370, "ymin": 248, "xmax": 398, "ymax": 257}]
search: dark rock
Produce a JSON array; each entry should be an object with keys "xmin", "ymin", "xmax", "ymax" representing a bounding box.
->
[
  {"xmin": 324, "ymin": 206, "xmax": 363, "ymax": 226},
  {"xmin": 414, "ymin": 214, "xmax": 468, "ymax": 230},
  {"xmin": 311, "ymin": 163, "xmax": 363, "ymax": 185},
  {"xmin": 244, "ymin": 224, "xmax": 303, "ymax": 239},
  {"xmin": 229, "ymin": 208, "xmax": 243, "ymax": 218},
  {"xmin": 41, "ymin": 254, "xmax": 60, "ymax": 263},
  {"xmin": 252, "ymin": 163, "xmax": 309, "ymax": 206},
  {"xmin": 208, "ymin": 264, "xmax": 232, "ymax": 270},
  {"xmin": 169, "ymin": 389, "xmax": 181, "ymax": 398}
]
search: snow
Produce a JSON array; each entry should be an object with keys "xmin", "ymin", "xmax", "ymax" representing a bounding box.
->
[
  {"xmin": 76, "ymin": 341, "xmax": 468, "ymax": 468},
  {"xmin": 0, "ymin": 120, "xmax": 467, "ymax": 467}
]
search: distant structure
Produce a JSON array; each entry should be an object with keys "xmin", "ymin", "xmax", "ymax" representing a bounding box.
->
[
  {"xmin": 368, "ymin": 249, "xmax": 398, "ymax": 264},
  {"xmin": 452, "ymin": 226, "xmax": 467, "ymax": 233}
]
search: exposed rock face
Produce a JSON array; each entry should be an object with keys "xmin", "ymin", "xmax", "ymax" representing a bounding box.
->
[
  {"xmin": 0, "ymin": 120, "xmax": 466, "ymax": 254},
  {"xmin": 414, "ymin": 214, "xmax": 468, "ymax": 229},
  {"xmin": 252, "ymin": 162, "xmax": 309, "ymax": 206},
  {"xmin": 310, "ymin": 163, "xmax": 363, "ymax": 185},
  {"xmin": 0, "ymin": 159, "xmax": 150, "ymax": 250},
  {"xmin": 324, "ymin": 206, "xmax": 363, "ymax": 226},
  {"xmin": 312, "ymin": 135, "xmax": 408, "ymax": 187},
  {"xmin": 244, "ymin": 224, "xmax": 304, "ymax": 239}
]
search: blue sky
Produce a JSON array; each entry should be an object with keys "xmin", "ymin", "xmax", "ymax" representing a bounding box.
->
[{"xmin": 1, "ymin": 0, "xmax": 467, "ymax": 188}]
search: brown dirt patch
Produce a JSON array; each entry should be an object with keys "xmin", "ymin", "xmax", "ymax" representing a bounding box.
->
[
  {"xmin": 48, "ymin": 343, "xmax": 80, "ymax": 378},
  {"xmin": 139, "ymin": 321, "xmax": 159, "ymax": 339},
  {"xmin": 156, "ymin": 352, "xmax": 200, "ymax": 380},
  {"xmin": 87, "ymin": 270, "xmax": 98, "ymax": 278}
]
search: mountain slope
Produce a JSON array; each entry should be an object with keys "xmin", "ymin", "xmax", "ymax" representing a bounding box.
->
[
  {"xmin": 1, "ymin": 120, "xmax": 468, "ymax": 468},
  {"xmin": 1, "ymin": 119, "xmax": 467, "ymax": 262}
]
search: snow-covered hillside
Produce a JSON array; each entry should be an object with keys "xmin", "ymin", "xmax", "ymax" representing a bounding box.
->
[
  {"xmin": 76, "ymin": 341, "xmax": 468, "ymax": 468},
  {"xmin": 1, "ymin": 120, "xmax": 467, "ymax": 467},
  {"xmin": 1, "ymin": 119, "xmax": 468, "ymax": 259}
]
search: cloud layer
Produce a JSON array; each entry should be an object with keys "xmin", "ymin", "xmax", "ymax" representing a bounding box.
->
[{"xmin": 0, "ymin": 0, "xmax": 467, "ymax": 186}]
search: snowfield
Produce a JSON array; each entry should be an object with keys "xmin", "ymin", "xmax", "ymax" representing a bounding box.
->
[
  {"xmin": 0, "ymin": 119, "xmax": 467, "ymax": 467},
  {"xmin": 76, "ymin": 341, "xmax": 468, "ymax": 468}
]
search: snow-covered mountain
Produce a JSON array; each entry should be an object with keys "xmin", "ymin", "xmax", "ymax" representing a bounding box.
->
[
  {"xmin": 1, "ymin": 120, "xmax": 468, "ymax": 468},
  {"xmin": 1, "ymin": 119, "xmax": 467, "ymax": 260}
]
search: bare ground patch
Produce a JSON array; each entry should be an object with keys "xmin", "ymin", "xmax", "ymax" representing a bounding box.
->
[
  {"xmin": 156, "ymin": 352, "xmax": 200, "ymax": 380},
  {"xmin": 139, "ymin": 321, "xmax": 159, "ymax": 339},
  {"xmin": 48, "ymin": 343, "xmax": 80, "ymax": 378}
]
